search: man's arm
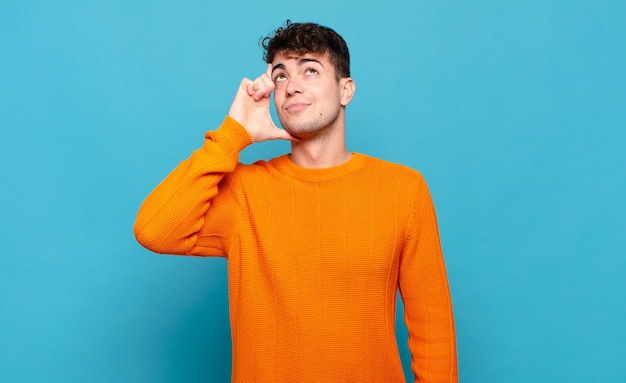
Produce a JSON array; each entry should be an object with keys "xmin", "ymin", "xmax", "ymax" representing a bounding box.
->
[
  {"xmin": 134, "ymin": 65, "xmax": 294, "ymax": 255},
  {"xmin": 133, "ymin": 117, "xmax": 252, "ymax": 255},
  {"xmin": 399, "ymin": 174, "xmax": 458, "ymax": 383}
]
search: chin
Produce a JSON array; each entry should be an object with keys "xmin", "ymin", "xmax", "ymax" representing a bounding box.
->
[
  {"xmin": 287, "ymin": 126, "xmax": 333, "ymax": 141},
  {"xmin": 280, "ymin": 113, "xmax": 338, "ymax": 141}
]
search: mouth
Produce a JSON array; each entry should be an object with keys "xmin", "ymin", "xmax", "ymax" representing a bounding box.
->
[{"xmin": 284, "ymin": 102, "xmax": 310, "ymax": 112}]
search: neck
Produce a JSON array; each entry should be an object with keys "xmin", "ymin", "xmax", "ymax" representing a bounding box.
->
[{"xmin": 289, "ymin": 126, "xmax": 351, "ymax": 169}]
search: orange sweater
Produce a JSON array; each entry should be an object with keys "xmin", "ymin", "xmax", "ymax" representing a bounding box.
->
[{"xmin": 134, "ymin": 116, "xmax": 457, "ymax": 383}]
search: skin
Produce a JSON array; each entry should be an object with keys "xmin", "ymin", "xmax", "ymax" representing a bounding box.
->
[{"xmin": 228, "ymin": 51, "xmax": 355, "ymax": 168}]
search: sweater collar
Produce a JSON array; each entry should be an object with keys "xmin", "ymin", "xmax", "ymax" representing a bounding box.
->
[{"xmin": 269, "ymin": 153, "xmax": 367, "ymax": 182}]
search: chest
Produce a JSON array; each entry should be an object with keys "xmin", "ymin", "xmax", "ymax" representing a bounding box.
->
[{"xmin": 235, "ymin": 176, "xmax": 413, "ymax": 282}]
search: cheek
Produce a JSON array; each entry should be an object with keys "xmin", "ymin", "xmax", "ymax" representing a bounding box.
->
[{"xmin": 273, "ymin": 94, "xmax": 283, "ymax": 109}]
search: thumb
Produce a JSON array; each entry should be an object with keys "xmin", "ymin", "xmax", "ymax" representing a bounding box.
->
[{"xmin": 269, "ymin": 125, "xmax": 298, "ymax": 141}]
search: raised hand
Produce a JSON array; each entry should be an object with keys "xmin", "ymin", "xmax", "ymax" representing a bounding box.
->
[{"xmin": 228, "ymin": 64, "xmax": 296, "ymax": 142}]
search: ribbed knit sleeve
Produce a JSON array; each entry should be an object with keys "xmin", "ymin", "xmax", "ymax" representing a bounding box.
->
[
  {"xmin": 133, "ymin": 116, "xmax": 252, "ymax": 255},
  {"xmin": 399, "ymin": 174, "xmax": 458, "ymax": 383}
]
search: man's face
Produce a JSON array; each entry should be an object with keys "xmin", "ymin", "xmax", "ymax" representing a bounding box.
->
[{"xmin": 270, "ymin": 51, "xmax": 351, "ymax": 140}]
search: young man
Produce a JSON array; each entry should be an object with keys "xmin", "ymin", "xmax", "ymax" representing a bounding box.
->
[{"xmin": 134, "ymin": 21, "xmax": 458, "ymax": 383}]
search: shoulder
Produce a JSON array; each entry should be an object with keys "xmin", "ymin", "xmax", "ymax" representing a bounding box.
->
[
  {"xmin": 233, "ymin": 159, "xmax": 272, "ymax": 174},
  {"xmin": 228, "ymin": 156, "xmax": 283, "ymax": 184},
  {"xmin": 355, "ymin": 154, "xmax": 433, "ymax": 205},
  {"xmin": 360, "ymin": 154, "xmax": 426, "ymax": 183}
]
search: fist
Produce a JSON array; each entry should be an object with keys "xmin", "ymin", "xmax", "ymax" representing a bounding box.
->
[{"xmin": 228, "ymin": 64, "xmax": 295, "ymax": 142}]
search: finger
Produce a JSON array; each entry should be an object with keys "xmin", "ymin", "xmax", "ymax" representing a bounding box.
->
[
  {"xmin": 259, "ymin": 64, "xmax": 275, "ymax": 98},
  {"xmin": 266, "ymin": 63, "xmax": 273, "ymax": 79},
  {"xmin": 254, "ymin": 75, "xmax": 274, "ymax": 100},
  {"xmin": 259, "ymin": 75, "xmax": 274, "ymax": 98},
  {"xmin": 242, "ymin": 78, "xmax": 255, "ymax": 96},
  {"xmin": 252, "ymin": 79, "xmax": 266, "ymax": 100},
  {"xmin": 254, "ymin": 76, "xmax": 271, "ymax": 100}
]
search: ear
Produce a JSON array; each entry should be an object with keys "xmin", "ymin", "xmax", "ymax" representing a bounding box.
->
[{"xmin": 339, "ymin": 77, "xmax": 356, "ymax": 106}]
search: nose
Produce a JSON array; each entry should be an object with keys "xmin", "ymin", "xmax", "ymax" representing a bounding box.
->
[{"xmin": 286, "ymin": 78, "xmax": 303, "ymax": 96}]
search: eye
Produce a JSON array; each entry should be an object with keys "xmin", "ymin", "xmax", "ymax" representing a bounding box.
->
[
  {"xmin": 273, "ymin": 73, "xmax": 287, "ymax": 83},
  {"xmin": 305, "ymin": 67, "xmax": 319, "ymax": 75}
]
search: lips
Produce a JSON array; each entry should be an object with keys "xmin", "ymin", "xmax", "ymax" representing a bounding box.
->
[{"xmin": 285, "ymin": 102, "xmax": 310, "ymax": 112}]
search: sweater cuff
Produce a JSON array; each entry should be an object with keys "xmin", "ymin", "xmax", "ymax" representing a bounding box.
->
[{"xmin": 211, "ymin": 116, "xmax": 254, "ymax": 152}]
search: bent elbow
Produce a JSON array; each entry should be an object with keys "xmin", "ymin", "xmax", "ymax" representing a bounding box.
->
[{"xmin": 133, "ymin": 220, "xmax": 165, "ymax": 254}]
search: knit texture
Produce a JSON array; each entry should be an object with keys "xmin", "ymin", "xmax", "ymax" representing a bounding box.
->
[{"xmin": 134, "ymin": 116, "xmax": 458, "ymax": 383}]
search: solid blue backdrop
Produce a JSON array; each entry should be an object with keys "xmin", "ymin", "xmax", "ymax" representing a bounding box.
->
[{"xmin": 1, "ymin": 1, "xmax": 625, "ymax": 382}]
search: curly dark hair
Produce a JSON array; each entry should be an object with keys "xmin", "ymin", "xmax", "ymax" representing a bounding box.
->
[{"xmin": 261, "ymin": 21, "xmax": 350, "ymax": 79}]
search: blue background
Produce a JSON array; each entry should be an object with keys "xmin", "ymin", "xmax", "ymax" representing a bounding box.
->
[{"xmin": 1, "ymin": 1, "xmax": 625, "ymax": 382}]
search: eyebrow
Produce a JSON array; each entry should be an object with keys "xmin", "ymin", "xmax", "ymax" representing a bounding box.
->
[{"xmin": 271, "ymin": 57, "xmax": 325, "ymax": 74}]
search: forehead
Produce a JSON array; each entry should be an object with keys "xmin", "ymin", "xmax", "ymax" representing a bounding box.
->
[{"xmin": 271, "ymin": 51, "xmax": 332, "ymax": 67}]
